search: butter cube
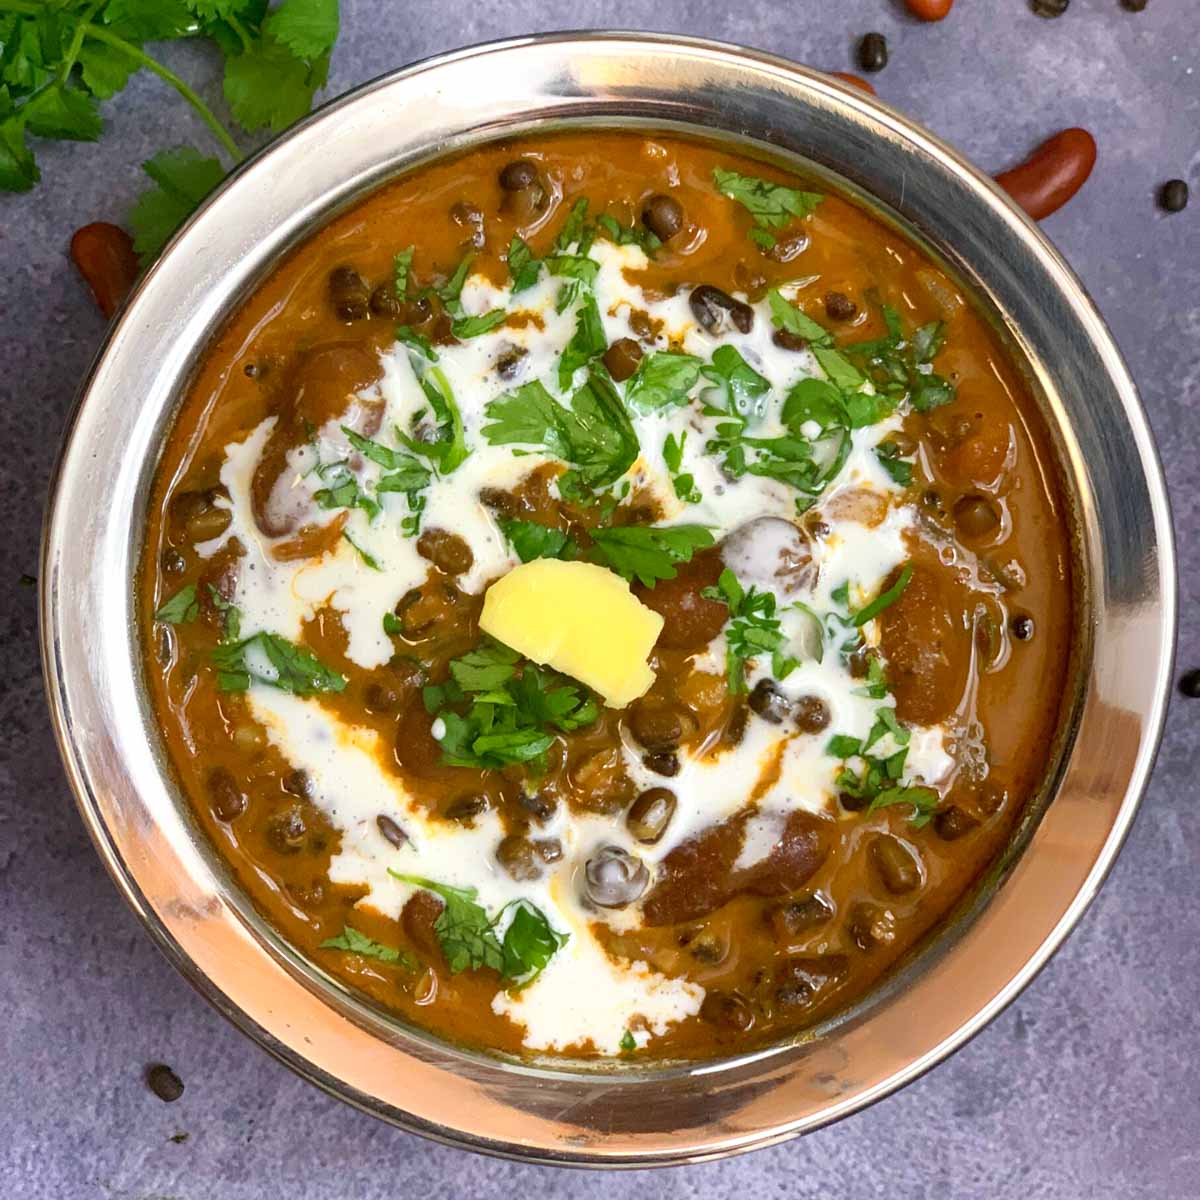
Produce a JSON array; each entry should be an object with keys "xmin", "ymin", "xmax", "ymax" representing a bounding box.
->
[{"xmin": 479, "ymin": 559, "xmax": 663, "ymax": 708}]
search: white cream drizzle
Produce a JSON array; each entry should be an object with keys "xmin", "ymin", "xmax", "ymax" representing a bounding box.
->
[{"xmin": 202, "ymin": 237, "xmax": 953, "ymax": 1055}]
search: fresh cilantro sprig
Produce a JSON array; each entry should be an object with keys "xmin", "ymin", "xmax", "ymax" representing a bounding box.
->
[
  {"xmin": 389, "ymin": 873, "xmax": 568, "ymax": 985},
  {"xmin": 423, "ymin": 639, "xmax": 599, "ymax": 771},
  {"xmin": 0, "ymin": 0, "xmax": 341, "ymax": 262},
  {"xmin": 712, "ymin": 167, "xmax": 823, "ymax": 249},
  {"xmin": 589, "ymin": 524, "xmax": 714, "ymax": 588},
  {"xmin": 482, "ymin": 371, "xmax": 639, "ymax": 497},
  {"xmin": 319, "ymin": 925, "xmax": 417, "ymax": 970},
  {"xmin": 703, "ymin": 567, "xmax": 799, "ymax": 694}
]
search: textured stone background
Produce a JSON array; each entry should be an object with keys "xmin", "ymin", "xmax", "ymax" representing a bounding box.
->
[{"xmin": 2, "ymin": 2, "xmax": 1197, "ymax": 1197}]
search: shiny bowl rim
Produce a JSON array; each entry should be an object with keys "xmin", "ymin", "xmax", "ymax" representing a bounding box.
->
[{"xmin": 40, "ymin": 30, "xmax": 1175, "ymax": 1167}]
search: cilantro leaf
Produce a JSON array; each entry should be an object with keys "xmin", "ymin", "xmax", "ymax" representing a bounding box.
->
[
  {"xmin": 767, "ymin": 290, "xmax": 832, "ymax": 345},
  {"xmin": 703, "ymin": 567, "xmax": 798, "ymax": 693},
  {"xmin": 500, "ymin": 900, "xmax": 569, "ymax": 985},
  {"xmin": 103, "ymin": 0, "xmax": 197, "ymax": 41},
  {"xmin": 392, "ymin": 246, "xmax": 413, "ymax": 297},
  {"xmin": 483, "ymin": 372, "xmax": 638, "ymax": 492},
  {"xmin": 77, "ymin": 41, "xmax": 136, "ymax": 100},
  {"xmin": 852, "ymin": 564, "xmax": 913, "ymax": 627},
  {"xmin": 595, "ymin": 212, "xmax": 660, "ymax": 256},
  {"xmin": 343, "ymin": 530, "xmax": 380, "ymax": 570},
  {"xmin": 451, "ymin": 309, "xmax": 507, "ymax": 339},
  {"xmin": 841, "ymin": 304, "xmax": 955, "ymax": 412},
  {"xmin": 263, "ymin": 0, "xmax": 339, "ymax": 59},
  {"xmin": 154, "ymin": 584, "xmax": 199, "ymax": 624},
  {"xmin": 589, "ymin": 524, "xmax": 714, "ymax": 588},
  {"xmin": 23, "ymin": 84, "xmax": 103, "ymax": 142},
  {"xmin": 702, "ymin": 344, "xmax": 771, "ymax": 420},
  {"xmin": 399, "ymin": 365, "xmax": 470, "ymax": 475},
  {"xmin": 223, "ymin": 33, "xmax": 320, "ymax": 133},
  {"xmin": 507, "ymin": 235, "xmax": 541, "ymax": 293},
  {"xmin": 619, "ymin": 1029, "xmax": 637, "ymax": 1053},
  {"xmin": 500, "ymin": 519, "xmax": 577, "ymax": 563},
  {"xmin": 389, "ymin": 875, "xmax": 567, "ymax": 984},
  {"xmin": 713, "ymin": 167, "xmax": 823, "ymax": 247},
  {"xmin": 424, "ymin": 639, "xmax": 598, "ymax": 771},
  {"xmin": 663, "ymin": 431, "xmax": 702, "ymax": 504},
  {"xmin": 558, "ymin": 292, "xmax": 608, "ymax": 389},
  {"xmin": 868, "ymin": 785, "xmax": 941, "ymax": 829},
  {"xmin": 624, "ymin": 352, "xmax": 703, "ymax": 413},
  {"xmin": 0, "ymin": 117, "xmax": 38, "ymax": 192},
  {"xmin": 319, "ymin": 925, "xmax": 416, "ymax": 969},
  {"xmin": 128, "ymin": 146, "xmax": 225, "ymax": 263},
  {"xmin": 211, "ymin": 631, "xmax": 346, "ymax": 696},
  {"xmin": 875, "ymin": 439, "xmax": 914, "ymax": 487},
  {"xmin": 552, "ymin": 197, "xmax": 591, "ymax": 253},
  {"xmin": 389, "ymin": 875, "xmax": 505, "ymax": 975}
]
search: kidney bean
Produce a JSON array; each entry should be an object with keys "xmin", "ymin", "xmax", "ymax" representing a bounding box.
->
[
  {"xmin": 994, "ymin": 128, "xmax": 1096, "ymax": 220},
  {"xmin": 70, "ymin": 222, "xmax": 139, "ymax": 318},
  {"xmin": 905, "ymin": 0, "xmax": 953, "ymax": 18},
  {"xmin": 830, "ymin": 72, "xmax": 876, "ymax": 96}
]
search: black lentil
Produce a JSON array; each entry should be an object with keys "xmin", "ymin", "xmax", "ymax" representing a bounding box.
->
[
  {"xmin": 857, "ymin": 32, "xmax": 888, "ymax": 72},
  {"xmin": 1159, "ymin": 179, "xmax": 1189, "ymax": 213},
  {"xmin": 146, "ymin": 1063, "xmax": 184, "ymax": 1103}
]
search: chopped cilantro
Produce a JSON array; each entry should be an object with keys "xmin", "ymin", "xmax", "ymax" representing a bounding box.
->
[
  {"xmin": 841, "ymin": 305, "xmax": 955, "ymax": 412},
  {"xmin": 392, "ymin": 246, "xmax": 414, "ymax": 297},
  {"xmin": 342, "ymin": 530, "xmax": 380, "ymax": 570},
  {"xmin": 875, "ymin": 439, "xmax": 915, "ymax": 487},
  {"xmin": 552, "ymin": 197, "xmax": 592, "ymax": 253},
  {"xmin": 154, "ymin": 584, "xmax": 198, "ymax": 625},
  {"xmin": 589, "ymin": 524, "xmax": 714, "ymax": 588},
  {"xmin": 712, "ymin": 168, "xmax": 823, "ymax": 248},
  {"xmin": 852, "ymin": 564, "xmax": 913, "ymax": 627},
  {"xmin": 624, "ymin": 352, "xmax": 703, "ymax": 413},
  {"xmin": 595, "ymin": 212, "xmax": 661, "ymax": 256},
  {"xmin": 663, "ymin": 431, "xmax": 702, "ymax": 504},
  {"xmin": 319, "ymin": 925, "xmax": 416, "ymax": 970},
  {"xmin": 507, "ymin": 235, "xmax": 541, "ymax": 293},
  {"xmin": 389, "ymin": 873, "xmax": 568, "ymax": 984},
  {"xmin": 703, "ymin": 568, "xmax": 799, "ymax": 694},
  {"xmin": 558, "ymin": 293, "xmax": 608, "ymax": 389},
  {"xmin": 422, "ymin": 639, "xmax": 598, "ymax": 771},
  {"xmin": 619, "ymin": 1029, "xmax": 637, "ymax": 1054},
  {"xmin": 482, "ymin": 372, "xmax": 639, "ymax": 493},
  {"xmin": 451, "ymin": 309, "xmax": 507, "ymax": 339},
  {"xmin": 500, "ymin": 519, "xmax": 578, "ymax": 563},
  {"xmin": 211, "ymin": 631, "xmax": 346, "ymax": 696}
]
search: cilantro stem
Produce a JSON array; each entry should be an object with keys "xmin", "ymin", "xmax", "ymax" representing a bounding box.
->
[
  {"xmin": 224, "ymin": 13, "xmax": 255, "ymax": 55},
  {"xmin": 79, "ymin": 25, "xmax": 243, "ymax": 163},
  {"xmin": 59, "ymin": 2, "xmax": 103, "ymax": 83}
]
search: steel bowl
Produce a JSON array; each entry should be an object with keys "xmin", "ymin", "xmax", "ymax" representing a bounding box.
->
[{"xmin": 40, "ymin": 32, "xmax": 1175, "ymax": 1166}]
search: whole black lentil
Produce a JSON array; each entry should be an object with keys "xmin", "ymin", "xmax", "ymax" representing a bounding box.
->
[
  {"xmin": 146, "ymin": 1063, "xmax": 184, "ymax": 1103},
  {"xmin": 498, "ymin": 159, "xmax": 539, "ymax": 191},
  {"xmin": 1011, "ymin": 614, "xmax": 1036, "ymax": 641},
  {"xmin": 1159, "ymin": 179, "xmax": 1189, "ymax": 213},
  {"xmin": 1031, "ymin": 0, "xmax": 1069, "ymax": 15},
  {"xmin": 1120, "ymin": 0, "xmax": 1148, "ymax": 9},
  {"xmin": 857, "ymin": 32, "xmax": 888, "ymax": 73},
  {"xmin": 1179, "ymin": 669, "xmax": 1200, "ymax": 699}
]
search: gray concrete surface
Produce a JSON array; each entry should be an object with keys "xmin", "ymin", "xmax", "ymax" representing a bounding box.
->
[{"xmin": 1, "ymin": 1, "xmax": 1197, "ymax": 1197}]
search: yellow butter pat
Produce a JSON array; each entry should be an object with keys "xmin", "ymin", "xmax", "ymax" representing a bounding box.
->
[{"xmin": 479, "ymin": 559, "xmax": 663, "ymax": 708}]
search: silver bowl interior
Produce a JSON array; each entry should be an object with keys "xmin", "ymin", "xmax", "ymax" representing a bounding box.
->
[{"xmin": 40, "ymin": 32, "xmax": 1175, "ymax": 1166}]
